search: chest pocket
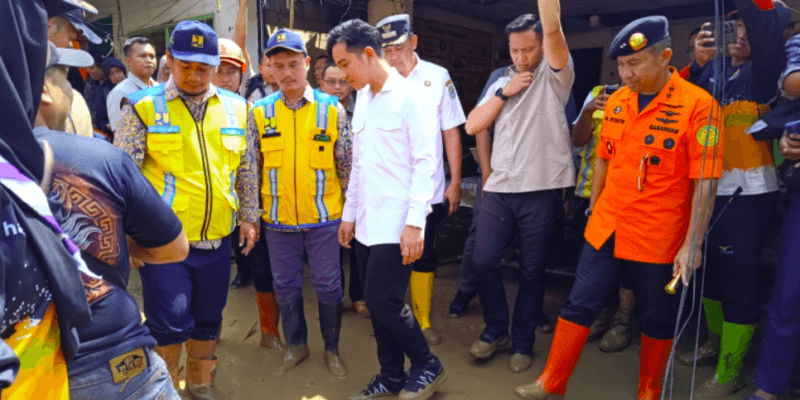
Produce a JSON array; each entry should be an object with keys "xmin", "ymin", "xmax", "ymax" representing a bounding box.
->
[
  {"xmin": 260, "ymin": 101, "xmax": 284, "ymax": 168},
  {"xmin": 147, "ymin": 132, "xmax": 184, "ymax": 172},
  {"xmin": 640, "ymin": 132, "xmax": 678, "ymax": 175},
  {"xmin": 309, "ymin": 128, "xmax": 335, "ymax": 170},
  {"xmin": 309, "ymin": 102, "xmax": 335, "ymax": 170},
  {"xmin": 221, "ymin": 128, "xmax": 246, "ymax": 167},
  {"xmin": 600, "ymin": 119, "xmax": 625, "ymax": 159},
  {"xmin": 261, "ymin": 136, "xmax": 284, "ymax": 168}
]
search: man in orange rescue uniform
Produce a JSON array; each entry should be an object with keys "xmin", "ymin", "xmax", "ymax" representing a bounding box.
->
[{"xmin": 514, "ymin": 16, "xmax": 723, "ymax": 400}]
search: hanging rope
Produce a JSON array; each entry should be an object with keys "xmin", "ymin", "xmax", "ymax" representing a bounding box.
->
[{"xmin": 661, "ymin": 1, "xmax": 728, "ymax": 398}]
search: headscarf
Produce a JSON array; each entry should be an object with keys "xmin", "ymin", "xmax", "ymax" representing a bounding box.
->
[
  {"xmin": 101, "ymin": 57, "xmax": 126, "ymax": 80},
  {"xmin": 157, "ymin": 54, "xmax": 170, "ymax": 83}
]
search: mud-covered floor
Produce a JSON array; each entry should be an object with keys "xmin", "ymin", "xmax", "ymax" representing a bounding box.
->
[{"xmin": 126, "ymin": 256, "xmax": 770, "ymax": 400}]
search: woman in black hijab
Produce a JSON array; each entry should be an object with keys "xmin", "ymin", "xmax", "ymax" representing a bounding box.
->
[{"xmin": 93, "ymin": 57, "xmax": 126, "ymax": 138}]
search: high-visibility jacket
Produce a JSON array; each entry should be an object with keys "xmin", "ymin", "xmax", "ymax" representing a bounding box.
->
[
  {"xmin": 130, "ymin": 85, "xmax": 248, "ymax": 242},
  {"xmin": 252, "ymin": 90, "xmax": 343, "ymax": 229}
]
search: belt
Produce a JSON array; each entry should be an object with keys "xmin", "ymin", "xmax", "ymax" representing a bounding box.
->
[{"xmin": 108, "ymin": 348, "xmax": 149, "ymax": 383}]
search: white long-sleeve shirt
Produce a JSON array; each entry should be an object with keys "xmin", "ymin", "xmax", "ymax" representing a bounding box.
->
[{"xmin": 342, "ymin": 70, "xmax": 438, "ymax": 246}]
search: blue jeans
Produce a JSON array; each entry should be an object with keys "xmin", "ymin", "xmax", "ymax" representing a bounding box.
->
[
  {"xmin": 69, "ymin": 347, "xmax": 180, "ymax": 400},
  {"xmin": 139, "ymin": 235, "xmax": 233, "ymax": 345},
  {"xmin": 754, "ymin": 188, "xmax": 800, "ymax": 395}
]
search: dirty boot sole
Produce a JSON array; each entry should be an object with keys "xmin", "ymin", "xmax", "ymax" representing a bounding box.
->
[
  {"xmin": 186, "ymin": 384, "xmax": 217, "ymax": 400},
  {"xmin": 470, "ymin": 335, "xmax": 511, "ymax": 359},
  {"xmin": 515, "ymin": 382, "xmax": 564, "ymax": 400},
  {"xmin": 277, "ymin": 345, "xmax": 310, "ymax": 375},
  {"xmin": 398, "ymin": 371, "xmax": 447, "ymax": 400},
  {"xmin": 324, "ymin": 350, "xmax": 347, "ymax": 377},
  {"xmin": 260, "ymin": 333, "xmax": 285, "ymax": 351}
]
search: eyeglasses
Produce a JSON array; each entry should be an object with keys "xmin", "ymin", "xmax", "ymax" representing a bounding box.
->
[
  {"xmin": 638, "ymin": 153, "xmax": 650, "ymax": 192},
  {"xmin": 324, "ymin": 79, "xmax": 349, "ymax": 88}
]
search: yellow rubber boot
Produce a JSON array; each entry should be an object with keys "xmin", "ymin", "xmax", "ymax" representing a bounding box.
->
[{"xmin": 410, "ymin": 271, "xmax": 440, "ymax": 345}]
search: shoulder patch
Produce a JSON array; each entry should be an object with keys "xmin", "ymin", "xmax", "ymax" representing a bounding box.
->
[
  {"xmin": 127, "ymin": 84, "xmax": 165, "ymax": 105},
  {"xmin": 697, "ymin": 125, "xmax": 720, "ymax": 147},
  {"xmin": 216, "ymin": 87, "xmax": 247, "ymax": 104},
  {"xmin": 313, "ymin": 90, "xmax": 339, "ymax": 107},
  {"xmin": 254, "ymin": 92, "xmax": 281, "ymax": 108}
]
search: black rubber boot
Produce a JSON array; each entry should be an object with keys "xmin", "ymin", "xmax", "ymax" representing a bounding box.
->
[
  {"xmin": 277, "ymin": 298, "xmax": 309, "ymax": 375},
  {"xmin": 319, "ymin": 301, "xmax": 346, "ymax": 377}
]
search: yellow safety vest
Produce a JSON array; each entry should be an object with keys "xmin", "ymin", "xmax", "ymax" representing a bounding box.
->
[
  {"xmin": 252, "ymin": 91, "xmax": 343, "ymax": 229},
  {"xmin": 130, "ymin": 85, "xmax": 248, "ymax": 242},
  {"xmin": 575, "ymin": 85, "xmax": 607, "ymax": 198}
]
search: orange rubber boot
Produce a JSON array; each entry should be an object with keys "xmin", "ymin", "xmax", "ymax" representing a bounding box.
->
[
  {"xmin": 515, "ymin": 318, "xmax": 590, "ymax": 399},
  {"xmin": 257, "ymin": 292, "xmax": 284, "ymax": 350},
  {"xmin": 638, "ymin": 334, "xmax": 674, "ymax": 400}
]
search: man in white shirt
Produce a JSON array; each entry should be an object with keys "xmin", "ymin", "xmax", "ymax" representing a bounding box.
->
[
  {"xmin": 464, "ymin": 4, "xmax": 575, "ymax": 374},
  {"xmin": 106, "ymin": 37, "xmax": 157, "ymax": 133},
  {"xmin": 329, "ymin": 19, "xmax": 445, "ymax": 400},
  {"xmin": 375, "ymin": 14, "xmax": 466, "ymax": 346}
]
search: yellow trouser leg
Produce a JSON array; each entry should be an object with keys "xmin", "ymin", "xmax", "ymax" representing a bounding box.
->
[{"xmin": 410, "ymin": 271, "xmax": 435, "ymax": 330}]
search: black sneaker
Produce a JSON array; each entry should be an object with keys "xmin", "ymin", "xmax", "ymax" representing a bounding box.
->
[
  {"xmin": 349, "ymin": 374, "xmax": 406, "ymax": 400},
  {"xmin": 399, "ymin": 357, "xmax": 446, "ymax": 400}
]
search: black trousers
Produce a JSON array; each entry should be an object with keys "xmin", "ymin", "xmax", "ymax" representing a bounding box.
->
[
  {"xmin": 561, "ymin": 236, "xmax": 680, "ymax": 339},
  {"xmin": 412, "ymin": 201, "xmax": 449, "ymax": 273},
  {"xmin": 472, "ymin": 190, "xmax": 561, "ymax": 355},
  {"xmin": 355, "ymin": 241, "xmax": 434, "ymax": 378},
  {"xmin": 340, "ymin": 245, "xmax": 364, "ymax": 302},
  {"xmin": 704, "ymin": 192, "xmax": 778, "ymax": 325},
  {"xmin": 233, "ymin": 225, "xmax": 274, "ymax": 293}
]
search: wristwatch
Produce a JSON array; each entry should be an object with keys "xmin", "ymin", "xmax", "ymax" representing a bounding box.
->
[
  {"xmin": 495, "ymin": 87, "xmax": 509, "ymax": 102},
  {"xmin": 585, "ymin": 209, "xmax": 592, "ymax": 217}
]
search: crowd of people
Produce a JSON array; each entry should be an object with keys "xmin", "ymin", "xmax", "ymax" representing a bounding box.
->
[{"xmin": 2, "ymin": 0, "xmax": 800, "ymax": 399}]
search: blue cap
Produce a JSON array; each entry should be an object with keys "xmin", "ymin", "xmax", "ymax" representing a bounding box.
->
[
  {"xmin": 608, "ymin": 16, "xmax": 670, "ymax": 60},
  {"xmin": 376, "ymin": 14, "xmax": 412, "ymax": 47},
  {"xmin": 168, "ymin": 20, "xmax": 220, "ymax": 66},
  {"xmin": 266, "ymin": 29, "xmax": 307, "ymax": 56},
  {"xmin": 47, "ymin": 41, "xmax": 94, "ymax": 70},
  {"xmin": 61, "ymin": 8, "xmax": 102, "ymax": 44},
  {"xmin": 47, "ymin": 0, "xmax": 97, "ymax": 18}
]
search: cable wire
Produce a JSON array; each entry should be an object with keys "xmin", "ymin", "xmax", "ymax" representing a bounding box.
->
[{"xmin": 661, "ymin": 0, "xmax": 727, "ymax": 398}]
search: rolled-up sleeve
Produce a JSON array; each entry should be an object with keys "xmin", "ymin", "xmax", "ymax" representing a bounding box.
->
[
  {"xmin": 405, "ymin": 96, "xmax": 438, "ymax": 229},
  {"xmin": 781, "ymin": 35, "xmax": 800, "ymax": 99},
  {"xmin": 113, "ymin": 102, "xmax": 148, "ymax": 168}
]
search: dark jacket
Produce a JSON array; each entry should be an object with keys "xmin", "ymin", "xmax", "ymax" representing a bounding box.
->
[{"xmin": 94, "ymin": 58, "xmax": 126, "ymax": 135}]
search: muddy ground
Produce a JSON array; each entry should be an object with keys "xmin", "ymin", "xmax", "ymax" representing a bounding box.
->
[{"xmin": 126, "ymin": 257, "xmax": 766, "ymax": 400}]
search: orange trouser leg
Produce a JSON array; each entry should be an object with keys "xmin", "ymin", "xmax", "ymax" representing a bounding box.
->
[
  {"xmin": 638, "ymin": 334, "xmax": 674, "ymax": 400},
  {"xmin": 535, "ymin": 318, "xmax": 591, "ymax": 395}
]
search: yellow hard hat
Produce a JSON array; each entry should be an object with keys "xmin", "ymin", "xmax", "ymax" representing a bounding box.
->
[{"xmin": 218, "ymin": 38, "xmax": 246, "ymax": 72}]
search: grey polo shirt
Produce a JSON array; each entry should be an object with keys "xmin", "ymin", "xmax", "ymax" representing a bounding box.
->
[{"xmin": 478, "ymin": 57, "xmax": 575, "ymax": 193}]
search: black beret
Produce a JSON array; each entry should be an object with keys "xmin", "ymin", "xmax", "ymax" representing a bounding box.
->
[{"xmin": 609, "ymin": 16, "xmax": 670, "ymax": 60}]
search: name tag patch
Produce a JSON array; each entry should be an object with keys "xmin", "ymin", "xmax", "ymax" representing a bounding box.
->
[
  {"xmin": 109, "ymin": 348, "xmax": 147, "ymax": 383},
  {"xmin": 147, "ymin": 126, "xmax": 180, "ymax": 134},
  {"xmin": 220, "ymin": 127, "xmax": 245, "ymax": 136},
  {"xmin": 262, "ymin": 131, "xmax": 280, "ymax": 138},
  {"xmin": 314, "ymin": 134, "xmax": 331, "ymax": 142}
]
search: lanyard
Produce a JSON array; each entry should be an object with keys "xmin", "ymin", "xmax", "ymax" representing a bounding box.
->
[{"xmin": 0, "ymin": 156, "xmax": 97, "ymax": 279}]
